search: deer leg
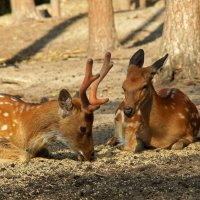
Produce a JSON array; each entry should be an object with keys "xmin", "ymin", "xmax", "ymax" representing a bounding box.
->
[
  {"xmin": 0, "ymin": 138, "xmax": 31, "ymax": 163},
  {"xmin": 123, "ymin": 137, "xmax": 145, "ymax": 153},
  {"xmin": 107, "ymin": 116, "xmax": 124, "ymax": 146},
  {"xmin": 171, "ymin": 138, "xmax": 192, "ymax": 150}
]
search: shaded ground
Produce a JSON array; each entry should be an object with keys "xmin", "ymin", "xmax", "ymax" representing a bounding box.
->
[{"xmin": 0, "ymin": 1, "xmax": 199, "ymax": 199}]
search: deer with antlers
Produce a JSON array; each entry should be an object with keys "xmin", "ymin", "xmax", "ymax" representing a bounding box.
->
[
  {"xmin": 0, "ymin": 52, "xmax": 113, "ymax": 162},
  {"xmin": 108, "ymin": 49, "xmax": 200, "ymax": 152}
]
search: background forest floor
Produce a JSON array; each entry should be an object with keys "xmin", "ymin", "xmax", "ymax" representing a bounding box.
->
[{"xmin": 0, "ymin": 1, "xmax": 200, "ymax": 199}]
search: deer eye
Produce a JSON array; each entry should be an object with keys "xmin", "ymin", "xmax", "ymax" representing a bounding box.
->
[{"xmin": 80, "ymin": 126, "xmax": 87, "ymax": 134}]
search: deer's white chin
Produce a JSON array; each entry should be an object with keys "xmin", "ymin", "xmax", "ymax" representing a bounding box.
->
[{"xmin": 77, "ymin": 151, "xmax": 84, "ymax": 162}]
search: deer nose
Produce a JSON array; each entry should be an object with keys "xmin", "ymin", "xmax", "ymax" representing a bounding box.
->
[{"xmin": 124, "ymin": 107, "xmax": 134, "ymax": 117}]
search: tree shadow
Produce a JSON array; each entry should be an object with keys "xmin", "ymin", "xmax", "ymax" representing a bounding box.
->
[
  {"xmin": 4, "ymin": 13, "xmax": 87, "ymax": 66},
  {"xmin": 131, "ymin": 22, "xmax": 163, "ymax": 47},
  {"xmin": 120, "ymin": 7, "xmax": 164, "ymax": 46},
  {"xmin": 1, "ymin": 154, "xmax": 200, "ymax": 199},
  {"xmin": 134, "ymin": 0, "xmax": 160, "ymax": 9}
]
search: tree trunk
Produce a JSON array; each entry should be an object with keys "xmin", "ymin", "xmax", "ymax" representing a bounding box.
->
[
  {"xmin": 159, "ymin": 0, "xmax": 200, "ymax": 82},
  {"xmin": 51, "ymin": 0, "xmax": 60, "ymax": 18},
  {"xmin": 113, "ymin": 0, "xmax": 131, "ymax": 11},
  {"xmin": 10, "ymin": 0, "xmax": 40, "ymax": 22},
  {"xmin": 135, "ymin": 0, "xmax": 146, "ymax": 9},
  {"xmin": 139, "ymin": 0, "xmax": 146, "ymax": 9},
  {"xmin": 88, "ymin": 0, "xmax": 119, "ymax": 58}
]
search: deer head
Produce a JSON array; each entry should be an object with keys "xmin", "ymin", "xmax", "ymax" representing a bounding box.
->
[
  {"xmin": 123, "ymin": 49, "xmax": 168, "ymax": 117},
  {"xmin": 57, "ymin": 52, "xmax": 113, "ymax": 161}
]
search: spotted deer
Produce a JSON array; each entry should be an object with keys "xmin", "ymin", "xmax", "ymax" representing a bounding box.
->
[
  {"xmin": 108, "ymin": 49, "xmax": 200, "ymax": 152},
  {"xmin": 0, "ymin": 52, "xmax": 113, "ymax": 162}
]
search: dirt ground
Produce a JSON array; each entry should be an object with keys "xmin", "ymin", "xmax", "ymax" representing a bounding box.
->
[{"xmin": 0, "ymin": 1, "xmax": 200, "ymax": 199}]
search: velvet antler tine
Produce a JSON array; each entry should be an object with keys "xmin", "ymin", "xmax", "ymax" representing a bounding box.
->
[
  {"xmin": 79, "ymin": 59, "xmax": 100, "ymax": 112},
  {"xmin": 89, "ymin": 52, "xmax": 113, "ymax": 105}
]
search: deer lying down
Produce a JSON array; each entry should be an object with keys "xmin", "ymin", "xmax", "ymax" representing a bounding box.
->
[
  {"xmin": 107, "ymin": 49, "xmax": 200, "ymax": 152},
  {"xmin": 0, "ymin": 52, "xmax": 113, "ymax": 162}
]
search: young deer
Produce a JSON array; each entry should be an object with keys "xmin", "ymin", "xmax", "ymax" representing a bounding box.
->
[
  {"xmin": 0, "ymin": 52, "xmax": 113, "ymax": 162},
  {"xmin": 108, "ymin": 49, "xmax": 200, "ymax": 152}
]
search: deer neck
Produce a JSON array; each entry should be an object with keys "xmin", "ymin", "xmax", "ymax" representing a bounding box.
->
[
  {"xmin": 22, "ymin": 101, "xmax": 61, "ymax": 155},
  {"xmin": 140, "ymin": 84, "xmax": 159, "ymax": 126}
]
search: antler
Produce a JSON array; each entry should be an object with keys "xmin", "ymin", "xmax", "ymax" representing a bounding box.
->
[
  {"xmin": 89, "ymin": 52, "xmax": 113, "ymax": 105},
  {"xmin": 80, "ymin": 52, "xmax": 113, "ymax": 112},
  {"xmin": 80, "ymin": 59, "xmax": 100, "ymax": 112}
]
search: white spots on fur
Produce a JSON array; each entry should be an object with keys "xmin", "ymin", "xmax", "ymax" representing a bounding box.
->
[
  {"xmin": 170, "ymin": 105, "xmax": 175, "ymax": 110},
  {"xmin": 12, "ymin": 119, "xmax": 17, "ymax": 128},
  {"xmin": 1, "ymin": 124, "xmax": 8, "ymax": 131},
  {"xmin": 0, "ymin": 95, "xmax": 5, "ymax": 98},
  {"xmin": 14, "ymin": 102, "xmax": 19, "ymax": 106},
  {"xmin": 19, "ymin": 104, "xmax": 25, "ymax": 113},
  {"xmin": 25, "ymin": 106, "xmax": 30, "ymax": 112},
  {"xmin": 5, "ymin": 102, "xmax": 12, "ymax": 105},
  {"xmin": 14, "ymin": 106, "xmax": 20, "ymax": 113},
  {"xmin": 0, "ymin": 102, "xmax": 13, "ymax": 105},
  {"xmin": 191, "ymin": 113, "xmax": 197, "ymax": 119},
  {"xmin": 5, "ymin": 133, "xmax": 13, "ymax": 140},
  {"xmin": 185, "ymin": 107, "xmax": 189, "ymax": 112},
  {"xmin": 178, "ymin": 113, "xmax": 185, "ymax": 119},
  {"xmin": 36, "ymin": 105, "xmax": 41, "ymax": 109},
  {"xmin": 30, "ymin": 106, "xmax": 34, "ymax": 110},
  {"xmin": 3, "ymin": 112, "xmax": 9, "ymax": 117},
  {"xmin": 194, "ymin": 113, "xmax": 198, "ymax": 119}
]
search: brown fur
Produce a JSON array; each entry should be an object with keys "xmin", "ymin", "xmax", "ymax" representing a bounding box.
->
[
  {"xmin": 0, "ymin": 53, "xmax": 113, "ymax": 162},
  {"xmin": 108, "ymin": 50, "xmax": 200, "ymax": 152},
  {"xmin": 0, "ymin": 95, "xmax": 95, "ymax": 162}
]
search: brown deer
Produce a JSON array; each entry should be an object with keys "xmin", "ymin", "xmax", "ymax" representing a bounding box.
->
[
  {"xmin": 0, "ymin": 52, "xmax": 113, "ymax": 162},
  {"xmin": 108, "ymin": 49, "xmax": 200, "ymax": 152}
]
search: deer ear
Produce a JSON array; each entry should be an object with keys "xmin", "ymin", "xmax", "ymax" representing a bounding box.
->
[
  {"xmin": 147, "ymin": 54, "xmax": 168, "ymax": 79},
  {"xmin": 152, "ymin": 54, "xmax": 168, "ymax": 71},
  {"xmin": 129, "ymin": 49, "xmax": 144, "ymax": 68},
  {"xmin": 58, "ymin": 89, "xmax": 73, "ymax": 118}
]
